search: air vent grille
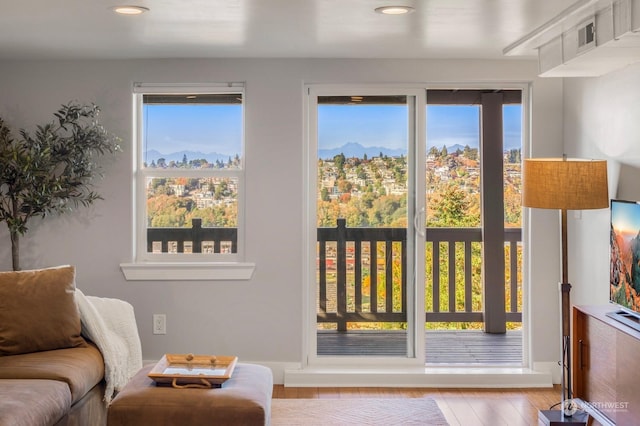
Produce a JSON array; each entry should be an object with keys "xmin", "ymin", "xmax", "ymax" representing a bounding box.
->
[{"xmin": 577, "ymin": 20, "xmax": 596, "ymax": 52}]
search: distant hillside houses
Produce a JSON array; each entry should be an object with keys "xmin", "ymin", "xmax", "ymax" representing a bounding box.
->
[
  {"xmin": 147, "ymin": 176, "xmax": 238, "ymax": 208},
  {"xmin": 318, "ymin": 144, "xmax": 521, "ymax": 201},
  {"xmin": 319, "ymin": 154, "xmax": 408, "ymax": 200}
]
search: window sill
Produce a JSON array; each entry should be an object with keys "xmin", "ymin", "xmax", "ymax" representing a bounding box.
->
[{"xmin": 119, "ymin": 262, "xmax": 255, "ymax": 281}]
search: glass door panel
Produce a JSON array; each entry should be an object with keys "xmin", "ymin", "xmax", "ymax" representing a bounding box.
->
[
  {"xmin": 425, "ymin": 104, "xmax": 482, "ymax": 330},
  {"xmin": 503, "ymin": 104, "xmax": 523, "ymax": 331},
  {"xmin": 424, "ymin": 89, "xmax": 524, "ymax": 365},
  {"xmin": 315, "ymin": 94, "xmax": 415, "ymax": 358}
]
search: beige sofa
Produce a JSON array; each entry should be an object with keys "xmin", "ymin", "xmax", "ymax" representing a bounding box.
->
[
  {"xmin": 0, "ymin": 266, "xmax": 109, "ymax": 426},
  {"xmin": 0, "ymin": 344, "xmax": 107, "ymax": 425}
]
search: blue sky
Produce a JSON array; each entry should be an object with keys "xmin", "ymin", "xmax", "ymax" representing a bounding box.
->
[
  {"xmin": 318, "ymin": 104, "xmax": 522, "ymax": 151},
  {"xmin": 318, "ymin": 105, "xmax": 409, "ymax": 150},
  {"xmin": 143, "ymin": 102, "xmax": 522, "ymax": 156},
  {"xmin": 612, "ymin": 200, "xmax": 640, "ymax": 234},
  {"xmin": 144, "ymin": 104, "xmax": 243, "ymax": 155}
]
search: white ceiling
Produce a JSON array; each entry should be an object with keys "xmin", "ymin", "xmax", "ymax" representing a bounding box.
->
[{"xmin": 0, "ymin": 0, "xmax": 579, "ymax": 60}]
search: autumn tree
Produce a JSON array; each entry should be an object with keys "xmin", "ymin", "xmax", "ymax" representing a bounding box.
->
[{"xmin": 428, "ymin": 183, "xmax": 479, "ymax": 227}]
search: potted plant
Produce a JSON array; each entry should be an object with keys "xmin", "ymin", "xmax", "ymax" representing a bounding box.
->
[{"xmin": 0, "ymin": 102, "xmax": 121, "ymax": 271}]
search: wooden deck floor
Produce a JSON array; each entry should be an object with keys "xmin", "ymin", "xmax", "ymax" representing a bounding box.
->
[{"xmin": 317, "ymin": 329, "xmax": 523, "ymax": 364}]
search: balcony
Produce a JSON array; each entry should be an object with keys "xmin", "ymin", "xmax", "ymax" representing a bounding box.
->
[
  {"xmin": 149, "ymin": 218, "xmax": 523, "ymax": 364},
  {"xmin": 317, "ymin": 218, "xmax": 522, "ymax": 363}
]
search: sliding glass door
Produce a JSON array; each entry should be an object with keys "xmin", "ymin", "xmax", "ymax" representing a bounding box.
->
[
  {"xmin": 308, "ymin": 88, "xmax": 425, "ymax": 361},
  {"xmin": 306, "ymin": 85, "xmax": 526, "ymax": 367}
]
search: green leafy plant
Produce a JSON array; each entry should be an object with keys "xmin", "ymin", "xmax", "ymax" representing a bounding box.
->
[{"xmin": 0, "ymin": 103, "xmax": 121, "ymax": 271}]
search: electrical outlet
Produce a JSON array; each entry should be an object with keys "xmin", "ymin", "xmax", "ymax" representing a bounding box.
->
[{"xmin": 153, "ymin": 314, "xmax": 166, "ymax": 335}]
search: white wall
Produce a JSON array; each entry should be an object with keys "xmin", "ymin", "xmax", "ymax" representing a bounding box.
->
[
  {"xmin": 564, "ymin": 63, "xmax": 640, "ymax": 309},
  {"xmin": 0, "ymin": 58, "xmax": 564, "ymax": 383}
]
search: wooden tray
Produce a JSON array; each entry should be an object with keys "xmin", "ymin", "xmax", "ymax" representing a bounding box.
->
[{"xmin": 148, "ymin": 354, "xmax": 238, "ymax": 388}]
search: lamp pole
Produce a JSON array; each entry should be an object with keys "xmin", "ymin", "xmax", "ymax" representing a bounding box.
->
[{"xmin": 560, "ymin": 208, "xmax": 574, "ymax": 417}]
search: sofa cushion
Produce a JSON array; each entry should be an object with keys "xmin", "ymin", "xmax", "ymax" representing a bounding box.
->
[
  {"xmin": 0, "ymin": 379, "xmax": 72, "ymax": 426},
  {"xmin": 55, "ymin": 382, "xmax": 107, "ymax": 426},
  {"xmin": 0, "ymin": 344, "xmax": 104, "ymax": 403},
  {"xmin": 0, "ymin": 265, "xmax": 86, "ymax": 356}
]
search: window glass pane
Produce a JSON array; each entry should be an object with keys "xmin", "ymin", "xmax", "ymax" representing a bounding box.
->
[
  {"xmin": 145, "ymin": 176, "xmax": 238, "ymax": 254},
  {"xmin": 503, "ymin": 104, "xmax": 522, "ymax": 228},
  {"xmin": 426, "ymin": 105, "xmax": 481, "ymax": 228},
  {"xmin": 140, "ymin": 92, "xmax": 242, "ymax": 256},
  {"xmin": 317, "ymin": 95, "xmax": 408, "ymax": 229},
  {"xmin": 315, "ymin": 94, "xmax": 410, "ymax": 354},
  {"xmin": 142, "ymin": 94, "xmax": 242, "ymax": 170}
]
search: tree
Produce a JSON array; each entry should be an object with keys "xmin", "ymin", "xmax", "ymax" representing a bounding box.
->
[
  {"xmin": 333, "ymin": 153, "xmax": 346, "ymax": 178},
  {"xmin": 0, "ymin": 103, "xmax": 121, "ymax": 270},
  {"xmin": 320, "ymin": 187, "xmax": 330, "ymax": 202},
  {"xmin": 508, "ymin": 148, "xmax": 521, "ymax": 164},
  {"xmin": 337, "ymin": 179, "xmax": 352, "ymax": 194},
  {"xmin": 429, "ymin": 183, "xmax": 479, "ymax": 227}
]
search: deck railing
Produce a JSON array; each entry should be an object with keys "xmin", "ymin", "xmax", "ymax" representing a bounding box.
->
[
  {"xmin": 317, "ymin": 219, "xmax": 522, "ymax": 331},
  {"xmin": 146, "ymin": 218, "xmax": 522, "ymax": 331},
  {"xmin": 147, "ymin": 219, "xmax": 237, "ymax": 254},
  {"xmin": 317, "ymin": 219, "xmax": 408, "ymax": 330}
]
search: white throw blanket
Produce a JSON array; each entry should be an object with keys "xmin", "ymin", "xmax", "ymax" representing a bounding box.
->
[{"xmin": 75, "ymin": 289, "xmax": 143, "ymax": 403}]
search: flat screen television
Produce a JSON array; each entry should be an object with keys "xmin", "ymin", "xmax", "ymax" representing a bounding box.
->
[{"xmin": 608, "ymin": 199, "xmax": 640, "ymax": 331}]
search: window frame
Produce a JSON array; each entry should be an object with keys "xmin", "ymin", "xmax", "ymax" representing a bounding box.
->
[{"xmin": 120, "ymin": 83, "xmax": 255, "ymax": 281}]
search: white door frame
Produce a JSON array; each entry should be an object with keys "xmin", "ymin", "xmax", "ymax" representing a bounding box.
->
[{"xmin": 303, "ymin": 84, "xmax": 426, "ymax": 368}]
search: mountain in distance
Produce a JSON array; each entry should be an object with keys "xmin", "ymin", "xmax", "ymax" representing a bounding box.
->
[
  {"xmin": 439, "ymin": 143, "xmax": 466, "ymax": 152},
  {"xmin": 318, "ymin": 142, "xmax": 406, "ymax": 160},
  {"xmin": 437, "ymin": 142, "xmax": 522, "ymax": 152},
  {"xmin": 320, "ymin": 141, "xmax": 521, "ymax": 160},
  {"xmin": 320, "ymin": 142, "xmax": 481, "ymax": 160},
  {"xmin": 143, "ymin": 149, "xmax": 234, "ymax": 165}
]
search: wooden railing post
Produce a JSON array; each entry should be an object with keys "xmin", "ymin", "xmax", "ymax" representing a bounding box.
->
[
  {"xmin": 191, "ymin": 218, "xmax": 203, "ymax": 253},
  {"xmin": 336, "ymin": 218, "xmax": 347, "ymax": 331}
]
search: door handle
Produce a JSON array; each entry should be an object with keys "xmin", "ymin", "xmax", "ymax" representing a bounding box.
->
[{"xmin": 414, "ymin": 207, "xmax": 426, "ymax": 237}]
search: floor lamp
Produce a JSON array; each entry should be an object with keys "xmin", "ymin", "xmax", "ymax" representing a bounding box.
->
[{"xmin": 522, "ymin": 157, "xmax": 608, "ymax": 425}]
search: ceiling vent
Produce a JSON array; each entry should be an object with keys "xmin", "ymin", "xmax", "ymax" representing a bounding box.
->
[
  {"xmin": 577, "ymin": 20, "xmax": 596, "ymax": 51},
  {"xmin": 504, "ymin": 0, "xmax": 640, "ymax": 77}
]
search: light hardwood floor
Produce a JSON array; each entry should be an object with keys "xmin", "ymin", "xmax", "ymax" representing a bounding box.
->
[{"xmin": 273, "ymin": 385, "xmax": 562, "ymax": 426}]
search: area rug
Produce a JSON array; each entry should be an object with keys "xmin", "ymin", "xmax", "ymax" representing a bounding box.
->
[{"xmin": 271, "ymin": 397, "xmax": 449, "ymax": 425}]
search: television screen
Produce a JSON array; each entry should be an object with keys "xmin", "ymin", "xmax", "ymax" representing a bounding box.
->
[{"xmin": 610, "ymin": 199, "xmax": 640, "ymax": 315}]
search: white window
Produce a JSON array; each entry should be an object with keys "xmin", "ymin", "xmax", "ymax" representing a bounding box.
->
[{"xmin": 120, "ymin": 84, "xmax": 254, "ymax": 280}]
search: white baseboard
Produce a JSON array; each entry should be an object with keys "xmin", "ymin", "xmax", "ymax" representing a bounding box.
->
[
  {"xmin": 284, "ymin": 366, "xmax": 553, "ymax": 388},
  {"xmin": 247, "ymin": 361, "xmax": 302, "ymax": 384},
  {"xmin": 533, "ymin": 361, "xmax": 561, "ymax": 384},
  {"xmin": 142, "ymin": 359, "xmax": 555, "ymax": 388}
]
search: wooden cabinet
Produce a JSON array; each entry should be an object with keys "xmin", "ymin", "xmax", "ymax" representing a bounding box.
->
[{"xmin": 573, "ymin": 305, "xmax": 640, "ymax": 425}]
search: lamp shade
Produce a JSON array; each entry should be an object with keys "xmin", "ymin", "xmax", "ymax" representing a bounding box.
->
[{"xmin": 522, "ymin": 158, "xmax": 608, "ymax": 210}]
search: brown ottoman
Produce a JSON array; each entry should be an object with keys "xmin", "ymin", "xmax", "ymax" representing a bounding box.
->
[{"xmin": 107, "ymin": 363, "xmax": 273, "ymax": 426}]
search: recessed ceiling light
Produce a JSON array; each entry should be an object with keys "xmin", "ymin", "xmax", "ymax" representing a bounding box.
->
[
  {"xmin": 111, "ymin": 5, "xmax": 149, "ymax": 15},
  {"xmin": 375, "ymin": 6, "xmax": 414, "ymax": 15}
]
